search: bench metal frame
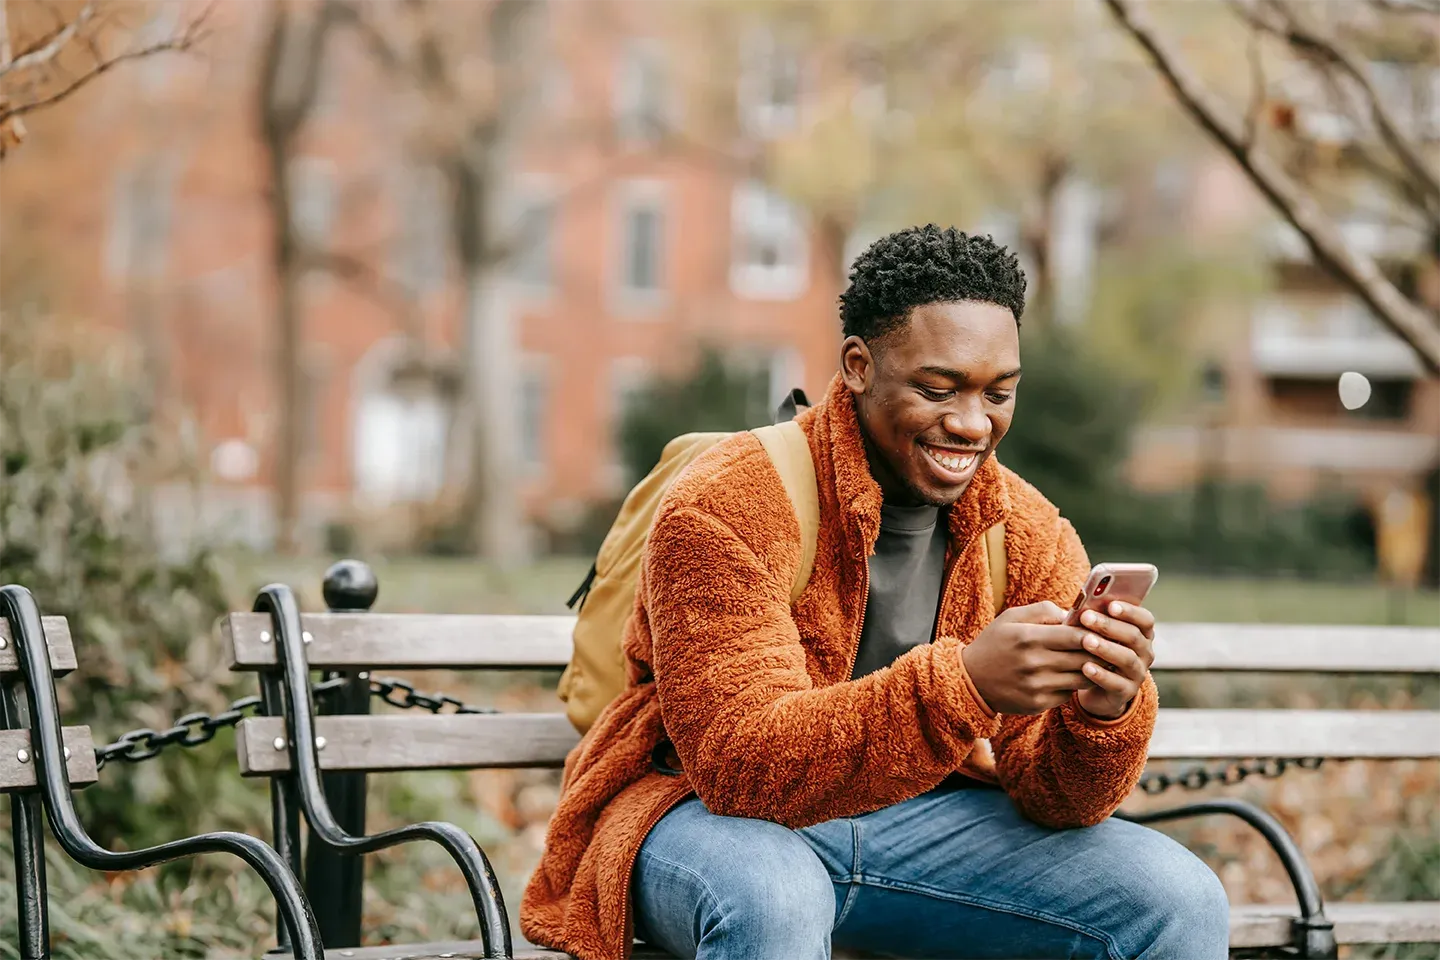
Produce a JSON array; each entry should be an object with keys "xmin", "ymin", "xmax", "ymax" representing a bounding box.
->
[
  {"xmin": 0, "ymin": 585, "xmax": 325, "ymax": 960},
  {"xmin": 256, "ymin": 580, "xmax": 511, "ymax": 959}
]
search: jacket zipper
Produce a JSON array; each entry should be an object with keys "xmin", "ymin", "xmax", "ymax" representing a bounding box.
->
[
  {"xmin": 618, "ymin": 783, "xmax": 692, "ymax": 959},
  {"xmin": 842, "ymin": 548, "xmax": 872, "ymax": 680}
]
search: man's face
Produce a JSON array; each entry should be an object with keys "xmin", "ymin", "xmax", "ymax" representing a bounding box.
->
[{"xmin": 841, "ymin": 300, "xmax": 1021, "ymax": 507}]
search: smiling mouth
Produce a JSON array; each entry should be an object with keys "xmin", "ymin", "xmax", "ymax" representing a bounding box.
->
[{"xmin": 920, "ymin": 443, "xmax": 983, "ymax": 481}]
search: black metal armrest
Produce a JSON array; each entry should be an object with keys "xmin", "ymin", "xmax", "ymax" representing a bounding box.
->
[
  {"xmin": 1, "ymin": 585, "xmax": 325, "ymax": 960},
  {"xmin": 255, "ymin": 584, "xmax": 512, "ymax": 960},
  {"xmin": 1118, "ymin": 796, "xmax": 1337, "ymax": 959}
]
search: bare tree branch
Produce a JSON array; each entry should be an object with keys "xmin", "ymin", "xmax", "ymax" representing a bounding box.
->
[
  {"xmin": 1264, "ymin": 0, "xmax": 1440, "ymax": 210},
  {"xmin": 0, "ymin": 5, "xmax": 210, "ymax": 128},
  {"xmin": 1367, "ymin": 0, "xmax": 1440, "ymax": 15},
  {"xmin": 1104, "ymin": 0, "xmax": 1440, "ymax": 373},
  {"xmin": 0, "ymin": 2, "xmax": 93, "ymax": 81}
]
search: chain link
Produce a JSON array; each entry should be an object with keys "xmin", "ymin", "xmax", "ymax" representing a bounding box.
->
[
  {"xmin": 93, "ymin": 675, "xmax": 492, "ymax": 768},
  {"xmin": 1137, "ymin": 756, "xmax": 1325, "ymax": 796},
  {"xmin": 94, "ymin": 676, "xmax": 1322, "ymax": 797},
  {"xmin": 368, "ymin": 676, "xmax": 496, "ymax": 715}
]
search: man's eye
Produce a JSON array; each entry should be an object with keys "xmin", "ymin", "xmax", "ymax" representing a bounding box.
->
[
  {"xmin": 986, "ymin": 391, "xmax": 1013, "ymax": 404},
  {"xmin": 918, "ymin": 387, "xmax": 954, "ymax": 401}
]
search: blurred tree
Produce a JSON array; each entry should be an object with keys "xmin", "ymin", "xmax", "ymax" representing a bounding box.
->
[
  {"xmin": 1107, "ymin": 0, "xmax": 1440, "ymax": 373},
  {"xmin": 339, "ymin": 0, "xmax": 547, "ymax": 567},
  {"xmin": 616, "ymin": 347, "xmax": 774, "ymax": 486},
  {"xmin": 681, "ymin": 0, "xmax": 1206, "ymax": 329},
  {"xmin": 0, "ymin": 0, "xmax": 207, "ymax": 159},
  {"xmin": 257, "ymin": 0, "xmax": 344, "ymax": 555}
]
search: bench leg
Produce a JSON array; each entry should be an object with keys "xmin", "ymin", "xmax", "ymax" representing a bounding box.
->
[
  {"xmin": 304, "ymin": 561, "xmax": 377, "ymax": 948},
  {"xmin": 4, "ymin": 679, "xmax": 50, "ymax": 960},
  {"xmin": 1119, "ymin": 797, "xmax": 1338, "ymax": 960}
]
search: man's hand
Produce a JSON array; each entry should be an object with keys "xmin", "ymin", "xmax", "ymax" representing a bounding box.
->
[
  {"xmin": 960, "ymin": 601, "xmax": 1100, "ymax": 715},
  {"xmin": 959, "ymin": 600, "xmax": 1156, "ymax": 718},
  {"xmin": 1071, "ymin": 601, "xmax": 1155, "ymax": 720}
]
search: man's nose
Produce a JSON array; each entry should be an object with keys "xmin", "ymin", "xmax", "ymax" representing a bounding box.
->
[{"xmin": 941, "ymin": 398, "xmax": 990, "ymax": 445}]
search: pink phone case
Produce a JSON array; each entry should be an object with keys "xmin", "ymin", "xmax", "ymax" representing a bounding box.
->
[{"xmin": 1063, "ymin": 563, "xmax": 1159, "ymax": 626}]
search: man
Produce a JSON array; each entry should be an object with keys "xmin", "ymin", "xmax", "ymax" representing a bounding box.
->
[{"xmin": 523, "ymin": 226, "xmax": 1229, "ymax": 960}]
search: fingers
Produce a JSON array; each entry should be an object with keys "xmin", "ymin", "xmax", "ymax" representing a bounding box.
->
[
  {"xmin": 1001, "ymin": 600, "xmax": 1069, "ymax": 625},
  {"xmin": 1078, "ymin": 608, "xmax": 1154, "ymax": 668},
  {"xmin": 1106, "ymin": 600, "xmax": 1156, "ymax": 640},
  {"xmin": 1081, "ymin": 659, "xmax": 1134, "ymax": 696},
  {"xmin": 1080, "ymin": 633, "xmax": 1145, "ymax": 680}
]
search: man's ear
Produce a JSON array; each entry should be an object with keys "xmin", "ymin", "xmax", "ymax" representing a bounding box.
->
[{"xmin": 840, "ymin": 336, "xmax": 873, "ymax": 394}]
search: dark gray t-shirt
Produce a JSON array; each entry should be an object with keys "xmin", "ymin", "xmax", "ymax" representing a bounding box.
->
[{"xmin": 850, "ymin": 501, "xmax": 949, "ymax": 680}]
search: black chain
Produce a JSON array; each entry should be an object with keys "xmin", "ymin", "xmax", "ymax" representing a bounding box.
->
[
  {"xmin": 1137, "ymin": 756, "xmax": 1326, "ymax": 795},
  {"xmin": 93, "ymin": 675, "xmax": 490, "ymax": 768},
  {"xmin": 94, "ymin": 679, "xmax": 1323, "ymax": 796},
  {"xmin": 367, "ymin": 676, "xmax": 496, "ymax": 715}
]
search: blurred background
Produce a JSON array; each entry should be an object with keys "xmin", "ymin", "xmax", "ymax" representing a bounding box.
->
[{"xmin": 1, "ymin": 0, "xmax": 1437, "ymax": 956}]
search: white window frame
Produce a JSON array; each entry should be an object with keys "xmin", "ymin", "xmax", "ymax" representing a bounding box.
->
[
  {"xmin": 614, "ymin": 38, "xmax": 672, "ymax": 144},
  {"xmin": 393, "ymin": 164, "xmax": 448, "ymax": 298},
  {"xmin": 730, "ymin": 180, "xmax": 809, "ymax": 301},
  {"xmin": 518, "ymin": 355, "xmax": 550, "ymax": 476},
  {"xmin": 509, "ymin": 176, "xmax": 560, "ymax": 300},
  {"xmin": 611, "ymin": 179, "xmax": 669, "ymax": 314},
  {"xmin": 289, "ymin": 157, "xmax": 337, "ymax": 246},
  {"xmin": 738, "ymin": 28, "xmax": 802, "ymax": 139}
]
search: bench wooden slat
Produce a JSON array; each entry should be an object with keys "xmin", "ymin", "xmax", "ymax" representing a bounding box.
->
[
  {"xmin": 1151, "ymin": 623, "xmax": 1440, "ymax": 672},
  {"xmin": 222, "ymin": 613, "xmax": 1440, "ymax": 674},
  {"xmin": 1152, "ymin": 709, "xmax": 1440, "ymax": 759},
  {"xmin": 260, "ymin": 901, "xmax": 1440, "ymax": 957},
  {"xmin": 1230, "ymin": 901, "xmax": 1440, "ymax": 947},
  {"xmin": 235, "ymin": 709, "xmax": 1440, "ymax": 776},
  {"xmin": 221, "ymin": 613, "xmax": 575, "ymax": 671},
  {"xmin": 235, "ymin": 714, "xmax": 581, "ymax": 775},
  {"xmin": 0, "ymin": 616, "xmax": 78, "ymax": 677},
  {"xmin": 0, "ymin": 726, "xmax": 98, "ymax": 791}
]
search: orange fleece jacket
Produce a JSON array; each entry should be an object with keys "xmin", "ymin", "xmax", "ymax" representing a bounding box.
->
[{"xmin": 520, "ymin": 375, "xmax": 1157, "ymax": 960}]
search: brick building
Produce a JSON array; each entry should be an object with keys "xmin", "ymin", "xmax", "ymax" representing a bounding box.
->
[{"xmin": 3, "ymin": 0, "xmax": 1434, "ymax": 568}]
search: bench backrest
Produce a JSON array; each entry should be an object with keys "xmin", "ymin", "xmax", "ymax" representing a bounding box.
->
[
  {"xmin": 0, "ymin": 616, "xmax": 98, "ymax": 792},
  {"xmin": 220, "ymin": 613, "xmax": 1440, "ymax": 778}
]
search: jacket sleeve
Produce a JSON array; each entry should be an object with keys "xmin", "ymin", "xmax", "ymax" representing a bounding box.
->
[
  {"xmin": 990, "ymin": 517, "xmax": 1158, "ymax": 828},
  {"xmin": 646, "ymin": 505, "xmax": 1000, "ymax": 829}
]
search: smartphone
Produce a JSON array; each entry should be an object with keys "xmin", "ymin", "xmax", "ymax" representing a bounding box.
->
[{"xmin": 1064, "ymin": 562, "xmax": 1159, "ymax": 627}]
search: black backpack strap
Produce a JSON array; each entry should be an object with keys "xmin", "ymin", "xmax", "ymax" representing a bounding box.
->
[{"xmin": 774, "ymin": 387, "xmax": 810, "ymax": 424}]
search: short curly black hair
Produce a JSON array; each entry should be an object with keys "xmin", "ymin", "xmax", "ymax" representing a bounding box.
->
[{"xmin": 838, "ymin": 225, "xmax": 1027, "ymax": 342}]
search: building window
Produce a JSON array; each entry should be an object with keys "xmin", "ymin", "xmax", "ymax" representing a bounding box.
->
[
  {"xmin": 105, "ymin": 162, "xmax": 177, "ymax": 281},
  {"xmin": 730, "ymin": 181, "xmax": 808, "ymax": 300},
  {"xmin": 519, "ymin": 362, "xmax": 548, "ymax": 472},
  {"xmin": 395, "ymin": 166, "xmax": 448, "ymax": 296},
  {"xmin": 738, "ymin": 29, "xmax": 801, "ymax": 138},
  {"xmin": 616, "ymin": 186, "xmax": 666, "ymax": 299},
  {"xmin": 513, "ymin": 197, "xmax": 556, "ymax": 292},
  {"xmin": 289, "ymin": 157, "xmax": 337, "ymax": 246},
  {"xmin": 615, "ymin": 40, "xmax": 670, "ymax": 143}
]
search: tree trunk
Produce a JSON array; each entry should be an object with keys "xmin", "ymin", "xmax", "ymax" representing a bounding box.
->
[{"xmin": 446, "ymin": 139, "xmax": 527, "ymax": 566}]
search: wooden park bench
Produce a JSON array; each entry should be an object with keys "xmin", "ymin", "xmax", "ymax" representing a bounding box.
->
[
  {"xmin": 4, "ymin": 561, "xmax": 1439, "ymax": 959},
  {"xmin": 216, "ymin": 564, "xmax": 1440, "ymax": 960}
]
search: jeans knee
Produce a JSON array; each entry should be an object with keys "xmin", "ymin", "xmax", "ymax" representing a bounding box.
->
[
  {"xmin": 1128, "ymin": 848, "xmax": 1230, "ymax": 959},
  {"xmin": 705, "ymin": 843, "xmax": 834, "ymax": 948}
]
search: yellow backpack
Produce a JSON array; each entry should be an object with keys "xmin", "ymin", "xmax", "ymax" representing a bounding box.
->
[{"xmin": 557, "ymin": 393, "xmax": 1008, "ymax": 735}]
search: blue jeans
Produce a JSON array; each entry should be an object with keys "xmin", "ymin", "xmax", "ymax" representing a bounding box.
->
[{"xmin": 632, "ymin": 786, "xmax": 1230, "ymax": 960}]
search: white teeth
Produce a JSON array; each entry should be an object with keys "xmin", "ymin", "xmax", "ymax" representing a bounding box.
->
[{"xmin": 925, "ymin": 447, "xmax": 974, "ymax": 474}]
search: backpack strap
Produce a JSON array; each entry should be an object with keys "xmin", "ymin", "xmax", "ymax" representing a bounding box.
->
[
  {"xmin": 753, "ymin": 420, "xmax": 819, "ymax": 604},
  {"xmin": 982, "ymin": 521, "xmax": 1007, "ymax": 616}
]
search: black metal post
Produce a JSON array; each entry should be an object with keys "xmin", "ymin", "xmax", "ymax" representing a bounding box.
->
[
  {"xmin": 2, "ymin": 677, "xmax": 49, "ymax": 960},
  {"xmin": 304, "ymin": 559, "xmax": 377, "ymax": 948}
]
